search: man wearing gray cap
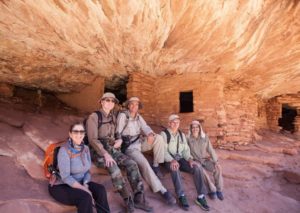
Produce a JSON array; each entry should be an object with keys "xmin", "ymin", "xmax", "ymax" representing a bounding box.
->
[
  {"xmin": 116, "ymin": 97, "xmax": 176, "ymax": 206},
  {"xmin": 161, "ymin": 114, "xmax": 210, "ymax": 211},
  {"xmin": 86, "ymin": 93, "xmax": 152, "ymax": 213}
]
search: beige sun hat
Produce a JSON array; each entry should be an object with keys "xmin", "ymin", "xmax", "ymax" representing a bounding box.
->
[
  {"xmin": 190, "ymin": 120, "xmax": 206, "ymax": 138},
  {"xmin": 168, "ymin": 114, "xmax": 180, "ymax": 121},
  {"xmin": 191, "ymin": 120, "xmax": 200, "ymax": 126},
  {"xmin": 124, "ymin": 97, "xmax": 143, "ymax": 109},
  {"xmin": 99, "ymin": 92, "xmax": 119, "ymax": 104}
]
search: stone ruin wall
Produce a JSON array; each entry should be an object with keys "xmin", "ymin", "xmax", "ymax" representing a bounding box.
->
[
  {"xmin": 266, "ymin": 94, "xmax": 300, "ymax": 137},
  {"xmin": 3, "ymin": 72, "xmax": 299, "ymax": 146},
  {"xmin": 223, "ymin": 87, "xmax": 258, "ymax": 146},
  {"xmin": 126, "ymin": 73, "xmax": 157, "ymax": 125},
  {"xmin": 127, "ymin": 73, "xmax": 262, "ymax": 146},
  {"xmin": 266, "ymin": 97, "xmax": 282, "ymax": 132}
]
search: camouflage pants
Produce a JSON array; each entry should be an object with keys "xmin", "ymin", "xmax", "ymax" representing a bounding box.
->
[{"xmin": 90, "ymin": 145, "xmax": 144, "ymax": 199}]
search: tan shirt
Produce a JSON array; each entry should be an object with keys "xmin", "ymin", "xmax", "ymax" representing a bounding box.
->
[
  {"xmin": 160, "ymin": 129, "xmax": 193, "ymax": 162},
  {"xmin": 116, "ymin": 111, "xmax": 153, "ymax": 149},
  {"xmin": 86, "ymin": 109, "xmax": 116, "ymax": 156},
  {"xmin": 187, "ymin": 135, "xmax": 218, "ymax": 163}
]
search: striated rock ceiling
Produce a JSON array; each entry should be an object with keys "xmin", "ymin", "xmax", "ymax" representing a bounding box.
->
[{"xmin": 0, "ymin": 0, "xmax": 299, "ymax": 98}]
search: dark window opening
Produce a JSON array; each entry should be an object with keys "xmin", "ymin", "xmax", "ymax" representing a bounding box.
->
[
  {"xmin": 104, "ymin": 76, "xmax": 128, "ymax": 105},
  {"xmin": 180, "ymin": 91, "xmax": 193, "ymax": 113},
  {"xmin": 278, "ymin": 104, "xmax": 297, "ymax": 133}
]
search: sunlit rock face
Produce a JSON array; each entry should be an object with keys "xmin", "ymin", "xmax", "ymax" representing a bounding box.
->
[{"xmin": 0, "ymin": 0, "xmax": 299, "ymax": 96}]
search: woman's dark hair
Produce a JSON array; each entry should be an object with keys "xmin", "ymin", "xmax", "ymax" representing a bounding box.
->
[{"xmin": 69, "ymin": 122, "xmax": 85, "ymax": 132}]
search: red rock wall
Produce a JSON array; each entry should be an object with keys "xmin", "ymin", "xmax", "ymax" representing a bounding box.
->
[
  {"xmin": 57, "ymin": 77, "xmax": 104, "ymax": 112},
  {"xmin": 0, "ymin": 83, "xmax": 14, "ymax": 97}
]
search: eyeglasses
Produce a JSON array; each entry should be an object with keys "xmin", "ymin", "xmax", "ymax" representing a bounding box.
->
[
  {"xmin": 71, "ymin": 130, "xmax": 85, "ymax": 134},
  {"xmin": 103, "ymin": 98, "xmax": 115, "ymax": 103}
]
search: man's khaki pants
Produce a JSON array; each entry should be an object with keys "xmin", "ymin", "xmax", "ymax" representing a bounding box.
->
[{"xmin": 125, "ymin": 134, "xmax": 166, "ymax": 193}]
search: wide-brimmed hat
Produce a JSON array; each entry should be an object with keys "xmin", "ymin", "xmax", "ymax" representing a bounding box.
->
[
  {"xmin": 168, "ymin": 114, "xmax": 180, "ymax": 121},
  {"xmin": 124, "ymin": 97, "xmax": 143, "ymax": 109},
  {"xmin": 99, "ymin": 92, "xmax": 119, "ymax": 104}
]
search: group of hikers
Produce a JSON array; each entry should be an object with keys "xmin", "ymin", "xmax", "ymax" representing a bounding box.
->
[{"xmin": 48, "ymin": 92, "xmax": 224, "ymax": 213}]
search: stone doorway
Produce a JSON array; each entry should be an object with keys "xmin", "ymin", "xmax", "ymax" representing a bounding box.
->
[
  {"xmin": 104, "ymin": 75, "xmax": 128, "ymax": 105},
  {"xmin": 278, "ymin": 104, "xmax": 297, "ymax": 133},
  {"xmin": 179, "ymin": 91, "xmax": 194, "ymax": 113}
]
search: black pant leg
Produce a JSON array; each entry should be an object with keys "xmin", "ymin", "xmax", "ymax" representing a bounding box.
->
[
  {"xmin": 88, "ymin": 182, "xmax": 110, "ymax": 213},
  {"xmin": 48, "ymin": 184, "xmax": 93, "ymax": 213},
  {"xmin": 178, "ymin": 158, "xmax": 194, "ymax": 174}
]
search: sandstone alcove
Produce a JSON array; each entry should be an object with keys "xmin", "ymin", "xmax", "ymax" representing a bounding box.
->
[
  {"xmin": 104, "ymin": 75, "xmax": 128, "ymax": 104},
  {"xmin": 0, "ymin": 0, "xmax": 299, "ymax": 212}
]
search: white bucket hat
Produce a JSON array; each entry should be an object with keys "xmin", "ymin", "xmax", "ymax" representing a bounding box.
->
[{"xmin": 124, "ymin": 97, "xmax": 143, "ymax": 109}]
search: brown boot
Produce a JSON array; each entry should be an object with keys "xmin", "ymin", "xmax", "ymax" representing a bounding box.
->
[
  {"xmin": 124, "ymin": 196, "xmax": 135, "ymax": 213},
  {"xmin": 119, "ymin": 187, "xmax": 134, "ymax": 213},
  {"xmin": 134, "ymin": 192, "xmax": 153, "ymax": 212}
]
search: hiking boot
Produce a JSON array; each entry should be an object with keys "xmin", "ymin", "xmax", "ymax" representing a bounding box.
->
[
  {"xmin": 124, "ymin": 197, "xmax": 135, "ymax": 213},
  {"xmin": 134, "ymin": 192, "xmax": 153, "ymax": 212},
  {"xmin": 208, "ymin": 192, "xmax": 217, "ymax": 200},
  {"xmin": 152, "ymin": 166, "xmax": 164, "ymax": 179},
  {"xmin": 216, "ymin": 191, "xmax": 224, "ymax": 201},
  {"xmin": 178, "ymin": 195, "xmax": 189, "ymax": 211},
  {"xmin": 195, "ymin": 196, "xmax": 210, "ymax": 211},
  {"xmin": 162, "ymin": 191, "xmax": 176, "ymax": 205}
]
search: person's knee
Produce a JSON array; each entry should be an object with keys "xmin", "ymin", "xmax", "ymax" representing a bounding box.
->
[
  {"xmin": 97, "ymin": 184, "xmax": 106, "ymax": 192},
  {"xmin": 126, "ymin": 159, "xmax": 139, "ymax": 169},
  {"xmin": 110, "ymin": 165, "xmax": 122, "ymax": 178},
  {"xmin": 215, "ymin": 164, "xmax": 222, "ymax": 174},
  {"xmin": 194, "ymin": 165, "xmax": 204, "ymax": 174},
  {"xmin": 154, "ymin": 135, "xmax": 164, "ymax": 146},
  {"xmin": 171, "ymin": 169, "xmax": 180, "ymax": 176},
  {"xmin": 79, "ymin": 191, "xmax": 93, "ymax": 204}
]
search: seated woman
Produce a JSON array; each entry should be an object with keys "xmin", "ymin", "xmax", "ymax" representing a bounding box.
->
[
  {"xmin": 48, "ymin": 122, "xmax": 110, "ymax": 213},
  {"xmin": 187, "ymin": 120, "xmax": 224, "ymax": 201}
]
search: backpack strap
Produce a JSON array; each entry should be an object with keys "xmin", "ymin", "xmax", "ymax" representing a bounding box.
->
[
  {"xmin": 163, "ymin": 129, "xmax": 171, "ymax": 144},
  {"xmin": 178, "ymin": 130, "xmax": 183, "ymax": 143},
  {"xmin": 94, "ymin": 111, "xmax": 103, "ymax": 129},
  {"xmin": 119, "ymin": 111, "xmax": 130, "ymax": 135},
  {"xmin": 163, "ymin": 129, "xmax": 183, "ymax": 143},
  {"xmin": 163, "ymin": 129, "xmax": 183, "ymax": 159}
]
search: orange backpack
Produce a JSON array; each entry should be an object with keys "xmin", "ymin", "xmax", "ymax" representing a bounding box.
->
[
  {"xmin": 43, "ymin": 140, "xmax": 88, "ymax": 185},
  {"xmin": 43, "ymin": 140, "xmax": 66, "ymax": 179}
]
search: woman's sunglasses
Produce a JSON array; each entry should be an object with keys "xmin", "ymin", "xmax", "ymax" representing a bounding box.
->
[
  {"xmin": 71, "ymin": 130, "xmax": 85, "ymax": 134},
  {"xmin": 103, "ymin": 98, "xmax": 115, "ymax": 103}
]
